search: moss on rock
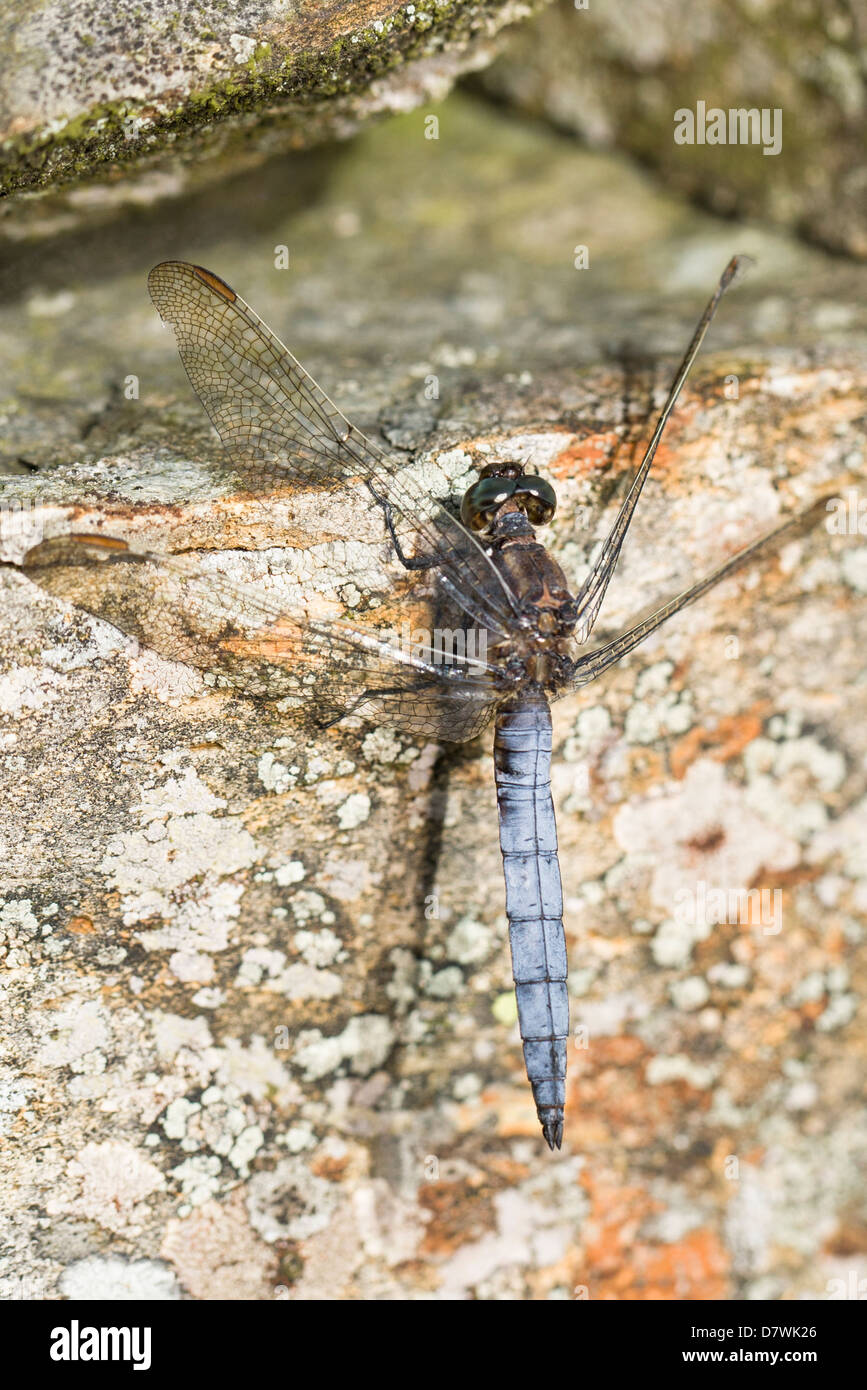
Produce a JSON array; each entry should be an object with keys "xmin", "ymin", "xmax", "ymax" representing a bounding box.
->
[{"xmin": 1, "ymin": 0, "xmax": 545, "ymax": 195}]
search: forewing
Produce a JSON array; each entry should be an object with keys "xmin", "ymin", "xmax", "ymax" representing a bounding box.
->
[{"xmin": 147, "ymin": 261, "xmax": 520, "ymax": 636}]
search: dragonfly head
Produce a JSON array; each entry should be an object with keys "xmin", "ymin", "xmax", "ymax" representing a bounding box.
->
[{"xmin": 460, "ymin": 462, "xmax": 557, "ymax": 535}]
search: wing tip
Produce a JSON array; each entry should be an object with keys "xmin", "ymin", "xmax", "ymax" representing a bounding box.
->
[{"xmin": 723, "ymin": 252, "xmax": 757, "ymax": 290}]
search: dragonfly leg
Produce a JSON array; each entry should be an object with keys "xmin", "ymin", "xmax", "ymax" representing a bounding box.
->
[{"xmin": 366, "ymin": 482, "xmax": 439, "ymax": 572}]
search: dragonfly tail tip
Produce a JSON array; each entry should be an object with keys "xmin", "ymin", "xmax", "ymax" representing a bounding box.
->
[{"xmin": 542, "ymin": 1117, "xmax": 564, "ymax": 1151}]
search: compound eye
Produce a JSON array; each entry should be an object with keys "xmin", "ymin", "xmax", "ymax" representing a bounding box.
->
[
  {"xmin": 460, "ymin": 476, "xmax": 517, "ymax": 531},
  {"xmin": 514, "ymin": 476, "xmax": 557, "ymax": 525}
]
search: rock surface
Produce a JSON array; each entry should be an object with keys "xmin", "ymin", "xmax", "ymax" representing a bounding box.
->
[
  {"xmin": 477, "ymin": 0, "xmax": 867, "ymax": 261},
  {"xmin": 1, "ymin": 95, "xmax": 866, "ymax": 1301},
  {"xmin": 0, "ymin": 0, "xmax": 545, "ymax": 199}
]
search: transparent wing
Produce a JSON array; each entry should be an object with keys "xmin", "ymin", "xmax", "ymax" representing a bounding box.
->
[
  {"xmin": 20, "ymin": 535, "xmax": 502, "ymax": 741},
  {"xmin": 349, "ymin": 688, "xmax": 500, "ymax": 742},
  {"xmin": 147, "ymin": 261, "xmax": 521, "ymax": 638},
  {"xmin": 571, "ymin": 256, "xmax": 753, "ymax": 644},
  {"xmin": 565, "ymin": 497, "xmax": 829, "ymax": 690}
]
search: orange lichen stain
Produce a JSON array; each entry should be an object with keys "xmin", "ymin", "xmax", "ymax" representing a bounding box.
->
[
  {"xmin": 66, "ymin": 916, "xmax": 96, "ymax": 935},
  {"xmin": 223, "ymin": 622, "xmax": 301, "ymax": 663},
  {"xmin": 825, "ymin": 1221, "xmax": 867, "ymax": 1257},
  {"xmin": 671, "ymin": 708, "xmax": 766, "ymax": 779},
  {"xmin": 643, "ymin": 437, "xmax": 679, "ymax": 480},
  {"xmin": 567, "ymin": 1034, "xmax": 719, "ymax": 1156},
  {"xmin": 625, "ymin": 1228, "xmax": 730, "ymax": 1300},
  {"xmin": 417, "ymin": 1179, "xmax": 499, "ymax": 1257},
  {"xmin": 310, "ymin": 1152, "xmax": 351, "ymax": 1182},
  {"xmin": 581, "ymin": 1172, "xmax": 730, "ymax": 1300},
  {"xmin": 622, "ymin": 746, "xmax": 667, "ymax": 794},
  {"xmin": 566, "ymin": 1036, "xmax": 681, "ymax": 1154},
  {"xmin": 799, "ymin": 999, "xmax": 827, "ymax": 1025},
  {"xmin": 579, "ymin": 1174, "xmax": 654, "ymax": 1278},
  {"xmin": 460, "ymin": 1083, "xmax": 541, "ymax": 1141},
  {"xmin": 822, "ymin": 924, "xmax": 847, "ymax": 960},
  {"xmin": 758, "ymin": 1014, "xmax": 798, "ymax": 1048},
  {"xmin": 549, "ymin": 431, "xmax": 621, "ymax": 480},
  {"xmin": 582, "ymin": 931, "xmax": 634, "ymax": 962},
  {"xmin": 589, "ymin": 1035, "xmax": 646, "ymax": 1067},
  {"xmin": 479, "ymin": 1154, "xmax": 531, "ymax": 1187}
]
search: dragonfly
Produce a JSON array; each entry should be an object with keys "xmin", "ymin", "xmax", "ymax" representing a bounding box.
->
[{"xmin": 19, "ymin": 257, "xmax": 823, "ymax": 1150}]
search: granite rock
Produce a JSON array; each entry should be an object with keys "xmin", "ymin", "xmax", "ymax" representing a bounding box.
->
[{"xmin": 1, "ymin": 95, "xmax": 865, "ymax": 1301}]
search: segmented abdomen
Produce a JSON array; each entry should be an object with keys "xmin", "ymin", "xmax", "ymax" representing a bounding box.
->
[{"xmin": 493, "ymin": 691, "xmax": 568, "ymax": 1150}]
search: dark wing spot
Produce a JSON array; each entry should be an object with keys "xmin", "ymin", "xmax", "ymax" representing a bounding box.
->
[{"xmin": 191, "ymin": 265, "xmax": 237, "ymax": 302}]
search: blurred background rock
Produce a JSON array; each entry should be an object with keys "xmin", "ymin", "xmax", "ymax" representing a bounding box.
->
[{"xmin": 475, "ymin": 0, "xmax": 867, "ymax": 261}]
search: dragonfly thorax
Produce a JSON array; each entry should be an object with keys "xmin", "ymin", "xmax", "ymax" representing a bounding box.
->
[{"xmin": 486, "ymin": 518, "xmax": 580, "ymax": 645}]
